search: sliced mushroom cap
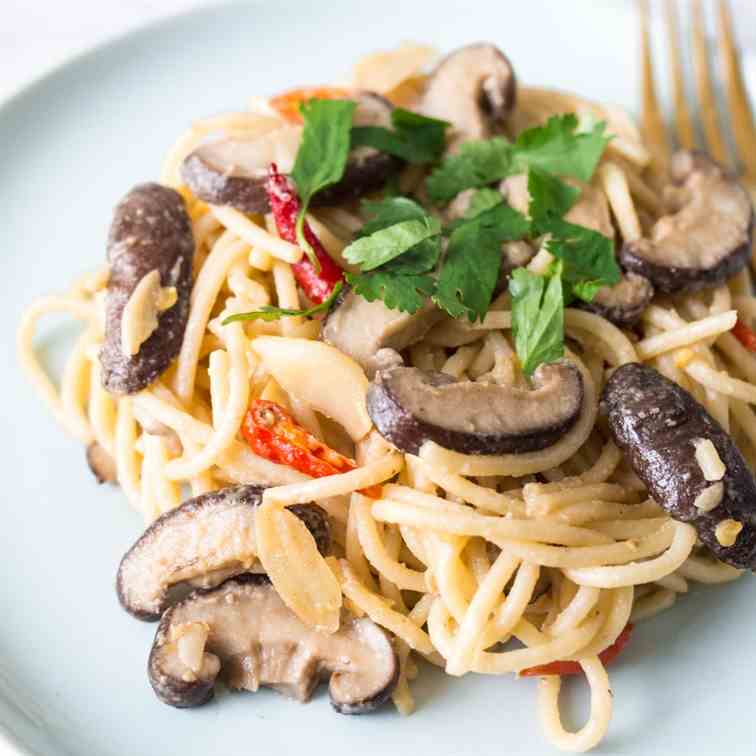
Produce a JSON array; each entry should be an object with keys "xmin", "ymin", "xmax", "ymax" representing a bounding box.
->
[
  {"xmin": 116, "ymin": 485, "xmax": 329, "ymax": 620},
  {"xmin": 603, "ymin": 363, "xmax": 756, "ymax": 568},
  {"xmin": 367, "ymin": 360, "xmax": 584, "ymax": 455},
  {"xmin": 100, "ymin": 183, "xmax": 194, "ymax": 395},
  {"xmin": 322, "ymin": 287, "xmax": 443, "ymax": 377},
  {"xmin": 181, "ymin": 92, "xmax": 402, "ymax": 214},
  {"xmin": 619, "ymin": 151, "xmax": 753, "ymax": 293},
  {"xmin": 86, "ymin": 442, "xmax": 117, "ymax": 484},
  {"xmin": 149, "ymin": 574, "xmax": 399, "ymax": 713},
  {"xmin": 579, "ymin": 272, "xmax": 654, "ymax": 327},
  {"xmin": 419, "ymin": 43, "xmax": 516, "ymax": 145}
]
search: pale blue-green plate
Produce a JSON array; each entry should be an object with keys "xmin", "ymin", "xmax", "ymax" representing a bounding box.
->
[{"xmin": 1, "ymin": 2, "xmax": 754, "ymax": 754}]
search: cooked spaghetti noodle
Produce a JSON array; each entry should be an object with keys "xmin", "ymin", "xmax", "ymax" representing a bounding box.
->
[{"xmin": 18, "ymin": 42, "xmax": 754, "ymax": 753}]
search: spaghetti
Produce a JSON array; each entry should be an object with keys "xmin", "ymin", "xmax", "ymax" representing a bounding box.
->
[{"xmin": 18, "ymin": 42, "xmax": 755, "ymax": 753}]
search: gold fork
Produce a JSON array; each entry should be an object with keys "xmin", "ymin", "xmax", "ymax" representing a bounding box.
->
[{"xmin": 638, "ymin": 0, "xmax": 756, "ymax": 200}]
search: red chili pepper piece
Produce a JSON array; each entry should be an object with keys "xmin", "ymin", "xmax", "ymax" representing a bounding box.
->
[
  {"xmin": 264, "ymin": 164, "xmax": 344, "ymax": 304},
  {"xmin": 269, "ymin": 86, "xmax": 353, "ymax": 124},
  {"xmin": 242, "ymin": 400, "xmax": 381, "ymax": 497},
  {"xmin": 732, "ymin": 318, "xmax": 756, "ymax": 353},
  {"xmin": 520, "ymin": 624, "xmax": 634, "ymax": 677}
]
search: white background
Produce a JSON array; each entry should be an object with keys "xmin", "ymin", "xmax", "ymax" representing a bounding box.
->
[{"xmin": 1, "ymin": 0, "xmax": 755, "ymax": 104}]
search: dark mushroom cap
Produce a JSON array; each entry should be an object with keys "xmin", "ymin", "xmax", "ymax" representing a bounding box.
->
[
  {"xmin": 578, "ymin": 272, "xmax": 654, "ymax": 327},
  {"xmin": 418, "ymin": 43, "xmax": 516, "ymax": 144},
  {"xmin": 181, "ymin": 92, "xmax": 402, "ymax": 214},
  {"xmin": 322, "ymin": 286, "xmax": 443, "ymax": 377},
  {"xmin": 116, "ymin": 485, "xmax": 329, "ymax": 620},
  {"xmin": 367, "ymin": 360, "xmax": 584, "ymax": 455},
  {"xmin": 602, "ymin": 363, "xmax": 756, "ymax": 568},
  {"xmin": 619, "ymin": 151, "xmax": 753, "ymax": 294},
  {"xmin": 148, "ymin": 574, "xmax": 399, "ymax": 713},
  {"xmin": 99, "ymin": 183, "xmax": 194, "ymax": 395}
]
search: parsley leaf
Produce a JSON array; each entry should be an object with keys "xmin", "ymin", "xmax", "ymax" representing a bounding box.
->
[
  {"xmin": 527, "ymin": 167, "xmax": 581, "ymax": 225},
  {"xmin": 344, "ymin": 216, "xmax": 441, "ymax": 271},
  {"xmin": 350, "ymin": 108, "xmax": 450, "ymax": 164},
  {"xmin": 222, "ymin": 282, "xmax": 343, "ymax": 323},
  {"xmin": 434, "ymin": 202, "xmax": 530, "ymax": 321},
  {"xmin": 509, "ymin": 268, "xmax": 564, "ymax": 376},
  {"xmin": 527, "ymin": 167, "xmax": 619, "ymax": 305},
  {"xmin": 426, "ymin": 137, "xmax": 513, "ymax": 204},
  {"xmin": 346, "ymin": 271, "xmax": 436, "ymax": 314},
  {"xmin": 542, "ymin": 216, "xmax": 620, "ymax": 303},
  {"xmin": 358, "ymin": 197, "xmax": 429, "ymax": 237},
  {"xmin": 465, "ymin": 188, "xmax": 507, "ymax": 219},
  {"xmin": 291, "ymin": 99, "xmax": 356, "ymax": 265},
  {"xmin": 511, "ymin": 115, "xmax": 610, "ymax": 182},
  {"xmin": 426, "ymin": 114, "xmax": 611, "ymax": 205}
]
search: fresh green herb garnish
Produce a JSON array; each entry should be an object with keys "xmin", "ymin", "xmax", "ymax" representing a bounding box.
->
[
  {"xmin": 434, "ymin": 202, "xmax": 530, "ymax": 321},
  {"xmin": 291, "ymin": 99, "xmax": 356, "ymax": 266},
  {"xmin": 509, "ymin": 268, "xmax": 565, "ymax": 376},
  {"xmin": 346, "ymin": 271, "xmax": 436, "ymax": 314},
  {"xmin": 357, "ymin": 197, "xmax": 430, "ymax": 236},
  {"xmin": 543, "ymin": 217, "xmax": 620, "ymax": 303},
  {"xmin": 426, "ymin": 138, "xmax": 514, "ymax": 204},
  {"xmin": 526, "ymin": 168, "xmax": 620, "ymax": 304},
  {"xmin": 426, "ymin": 115, "xmax": 610, "ymax": 204},
  {"xmin": 222, "ymin": 282, "xmax": 343, "ymax": 324},
  {"xmin": 343, "ymin": 215, "xmax": 441, "ymax": 271},
  {"xmin": 464, "ymin": 188, "xmax": 508, "ymax": 219},
  {"xmin": 345, "ymin": 198, "xmax": 442, "ymax": 314},
  {"xmin": 285, "ymin": 103, "xmax": 616, "ymax": 375},
  {"xmin": 526, "ymin": 167, "xmax": 581, "ymax": 223},
  {"xmin": 510, "ymin": 114, "xmax": 610, "ymax": 182},
  {"xmin": 350, "ymin": 108, "xmax": 450, "ymax": 164}
]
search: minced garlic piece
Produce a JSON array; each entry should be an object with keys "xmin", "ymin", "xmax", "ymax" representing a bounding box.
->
[
  {"xmin": 120, "ymin": 269, "xmax": 177, "ymax": 356},
  {"xmin": 174, "ymin": 621, "xmax": 210, "ymax": 674},
  {"xmin": 715, "ymin": 518, "xmax": 743, "ymax": 547},
  {"xmin": 693, "ymin": 438, "xmax": 726, "ymax": 481},
  {"xmin": 693, "ymin": 482, "xmax": 724, "ymax": 512},
  {"xmin": 674, "ymin": 348, "xmax": 696, "ymax": 369}
]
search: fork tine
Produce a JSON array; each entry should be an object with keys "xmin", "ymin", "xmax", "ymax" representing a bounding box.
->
[
  {"xmin": 639, "ymin": 0, "xmax": 671, "ymax": 170},
  {"xmin": 691, "ymin": 0, "xmax": 731, "ymax": 165},
  {"xmin": 717, "ymin": 0, "xmax": 756, "ymax": 178},
  {"xmin": 665, "ymin": 0, "xmax": 697, "ymax": 149}
]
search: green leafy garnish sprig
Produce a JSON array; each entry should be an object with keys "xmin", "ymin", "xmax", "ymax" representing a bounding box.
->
[
  {"xmin": 350, "ymin": 108, "xmax": 450, "ymax": 164},
  {"xmin": 222, "ymin": 283, "xmax": 343, "ymax": 324},
  {"xmin": 290, "ymin": 100, "xmax": 356, "ymax": 268},
  {"xmin": 426, "ymin": 114, "xmax": 610, "ymax": 204}
]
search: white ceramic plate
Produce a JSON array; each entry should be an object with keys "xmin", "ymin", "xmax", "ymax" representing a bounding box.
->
[{"xmin": 2, "ymin": 2, "xmax": 755, "ymax": 754}]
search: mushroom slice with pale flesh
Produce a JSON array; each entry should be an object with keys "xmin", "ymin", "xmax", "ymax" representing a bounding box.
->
[
  {"xmin": 418, "ymin": 42, "xmax": 516, "ymax": 145},
  {"xmin": 603, "ymin": 363, "xmax": 756, "ymax": 569},
  {"xmin": 116, "ymin": 485, "xmax": 329, "ymax": 620},
  {"xmin": 148, "ymin": 574, "xmax": 399, "ymax": 713},
  {"xmin": 579, "ymin": 272, "xmax": 654, "ymax": 327},
  {"xmin": 181, "ymin": 92, "xmax": 402, "ymax": 214},
  {"xmin": 366, "ymin": 360, "xmax": 584, "ymax": 455},
  {"xmin": 619, "ymin": 151, "xmax": 753, "ymax": 294},
  {"xmin": 322, "ymin": 287, "xmax": 443, "ymax": 377},
  {"xmin": 100, "ymin": 183, "xmax": 194, "ymax": 395}
]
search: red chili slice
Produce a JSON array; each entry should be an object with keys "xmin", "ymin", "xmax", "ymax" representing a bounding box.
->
[
  {"xmin": 264, "ymin": 164, "xmax": 344, "ymax": 304},
  {"xmin": 520, "ymin": 624, "xmax": 634, "ymax": 677},
  {"xmin": 731, "ymin": 318, "xmax": 756, "ymax": 353},
  {"xmin": 242, "ymin": 400, "xmax": 380, "ymax": 497}
]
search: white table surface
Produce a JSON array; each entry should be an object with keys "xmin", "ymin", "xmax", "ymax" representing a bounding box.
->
[{"xmin": 2, "ymin": 0, "xmax": 755, "ymax": 106}]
